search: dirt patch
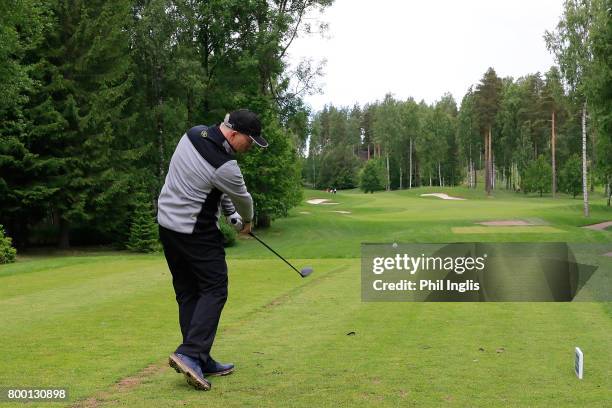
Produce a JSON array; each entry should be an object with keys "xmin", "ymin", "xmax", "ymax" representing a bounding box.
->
[
  {"xmin": 582, "ymin": 221, "xmax": 612, "ymax": 231},
  {"xmin": 71, "ymin": 363, "xmax": 166, "ymax": 408},
  {"xmin": 603, "ymin": 252, "xmax": 612, "ymax": 257},
  {"xmin": 420, "ymin": 193, "xmax": 466, "ymax": 201}
]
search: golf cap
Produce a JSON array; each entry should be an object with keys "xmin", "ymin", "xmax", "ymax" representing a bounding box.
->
[{"xmin": 223, "ymin": 109, "xmax": 268, "ymax": 148}]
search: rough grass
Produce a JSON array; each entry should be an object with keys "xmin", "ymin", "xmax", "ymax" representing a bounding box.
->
[{"xmin": 1, "ymin": 186, "xmax": 610, "ymax": 407}]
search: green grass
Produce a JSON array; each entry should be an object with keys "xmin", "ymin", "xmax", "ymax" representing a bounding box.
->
[{"xmin": 1, "ymin": 186, "xmax": 610, "ymax": 407}]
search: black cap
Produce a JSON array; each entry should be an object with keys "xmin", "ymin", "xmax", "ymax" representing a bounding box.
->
[{"xmin": 223, "ymin": 109, "xmax": 268, "ymax": 148}]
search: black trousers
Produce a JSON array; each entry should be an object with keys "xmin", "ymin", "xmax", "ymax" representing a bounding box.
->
[{"xmin": 159, "ymin": 225, "xmax": 228, "ymax": 365}]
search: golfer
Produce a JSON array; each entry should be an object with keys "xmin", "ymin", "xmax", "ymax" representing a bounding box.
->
[{"xmin": 157, "ymin": 109, "xmax": 268, "ymax": 390}]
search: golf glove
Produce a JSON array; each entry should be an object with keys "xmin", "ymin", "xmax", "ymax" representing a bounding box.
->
[{"xmin": 227, "ymin": 212, "xmax": 243, "ymax": 232}]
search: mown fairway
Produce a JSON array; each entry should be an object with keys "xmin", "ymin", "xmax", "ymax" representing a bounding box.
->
[{"xmin": 1, "ymin": 188, "xmax": 611, "ymax": 407}]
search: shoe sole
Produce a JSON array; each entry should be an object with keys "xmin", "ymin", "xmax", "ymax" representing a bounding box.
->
[
  {"xmin": 203, "ymin": 366, "xmax": 235, "ymax": 377},
  {"xmin": 168, "ymin": 354, "xmax": 211, "ymax": 391}
]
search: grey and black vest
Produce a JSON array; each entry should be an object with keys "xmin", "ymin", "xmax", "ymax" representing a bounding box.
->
[{"xmin": 157, "ymin": 125, "xmax": 253, "ymax": 234}]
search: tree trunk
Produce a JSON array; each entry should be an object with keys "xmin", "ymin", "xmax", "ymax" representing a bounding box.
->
[
  {"xmin": 386, "ymin": 151, "xmax": 390, "ymax": 191},
  {"xmin": 484, "ymin": 132, "xmax": 489, "ymax": 194},
  {"xmin": 399, "ymin": 163, "xmax": 403, "ymax": 190},
  {"xmin": 438, "ymin": 162, "xmax": 442, "ymax": 187},
  {"xmin": 7, "ymin": 218, "xmax": 27, "ymax": 249},
  {"xmin": 552, "ymin": 110, "xmax": 556, "ymax": 198},
  {"xmin": 489, "ymin": 127, "xmax": 493, "ymax": 193},
  {"xmin": 409, "ymin": 138, "xmax": 413, "ymax": 189},
  {"xmin": 607, "ymin": 179, "xmax": 611, "ymax": 207},
  {"xmin": 582, "ymin": 100, "xmax": 589, "ymax": 217},
  {"xmin": 155, "ymin": 64, "xmax": 165, "ymax": 187},
  {"xmin": 312, "ymin": 156, "xmax": 316, "ymax": 189},
  {"xmin": 471, "ymin": 159, "xmax": 475, "ymax": 188},
  {"xmin": 58, "ymin": 217, "xmax": 70, "ymax": 249},
  {"xmin": 465, "ymin": 163, "xmax": 472, "ymax": 188},
  {"xmin": 590, "ymin": 127, "xmax": 596, "ymax": 193},
  {"xmin": 485, "ymin": 128, "xmax": 492, "ymax": 195},
  {"xmin": 468, "ymin": 144, "xmax": 473, "ymax": 188},
  {"xmin": 256, "ymin": 213, "xmax": 271, "ymax": 228}
]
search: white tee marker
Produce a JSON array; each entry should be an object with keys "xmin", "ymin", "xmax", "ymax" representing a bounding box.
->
[{"xmin": 575, "ymin": 347, "xmax": 584, "ymax": 379}]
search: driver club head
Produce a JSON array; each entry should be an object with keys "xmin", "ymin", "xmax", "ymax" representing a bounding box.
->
[{"xmin": 300, "ymin": 267, "xmax": 314, "ymax": 278}]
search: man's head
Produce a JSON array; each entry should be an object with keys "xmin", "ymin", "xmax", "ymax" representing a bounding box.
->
[{"xmin": 220, "ymin": 109, "xmax": 268, "ymax": 153}]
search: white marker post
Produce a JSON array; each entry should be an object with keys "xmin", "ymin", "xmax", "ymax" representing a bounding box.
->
[{"xmin": 575, "ymin": 347, "xmax": 584, "ymax": 379}]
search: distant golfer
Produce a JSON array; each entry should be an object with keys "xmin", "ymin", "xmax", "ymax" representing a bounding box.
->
[{"xmin": 157, "ymin": 109, "xmax": 268, "ymax": 390}]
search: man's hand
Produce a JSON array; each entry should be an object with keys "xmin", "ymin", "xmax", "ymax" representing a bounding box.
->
[
  {"xmin": 239, "ymin": 222, "xmax": 252, "ymax": 235},
  {"xmin": 227, "ymin": 212, "xmax": 243, "ymax": 232}
]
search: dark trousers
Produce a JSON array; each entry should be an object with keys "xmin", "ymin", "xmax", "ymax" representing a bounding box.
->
[{"xmin": 159, "ymin": 225, "xmax": 228, "ymax": 365}]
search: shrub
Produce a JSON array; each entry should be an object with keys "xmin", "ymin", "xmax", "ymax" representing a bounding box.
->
[
  {"xmin": 0, "ymin": 225, "xmax": 17, "ymax": 264},
  {"xmin": 359, "ymin": 159, "xmax": 385, "ymax": 193},
  {"xmin": 219, "ymin": 217, "xmax": 237, "ymax": 247},
  {"xmin": 559, "ymin": 154, "xmax": 582, "ymax": 198},
  {"xmin": 522, "ymin": 155, "xmax": 552, "ymax": 196}
]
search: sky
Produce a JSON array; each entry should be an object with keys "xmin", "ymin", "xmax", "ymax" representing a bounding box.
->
[{"xmin": 287, "ymin": 0, "xmax": 564, "ymax": 111}]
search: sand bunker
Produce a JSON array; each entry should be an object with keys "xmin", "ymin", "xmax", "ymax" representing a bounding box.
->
[
  {"xmin": 306, "ymin": 198, "xmax": 339, "ymax": 205},
  {"xmin": 582, "ymin": 221, "xmax": 612, "ymax": 231},
  {"xmin": 478, "ymin": 220, "xmax": 535, "ymax": 226},
  {"xmin": 420, "ymin": 193, "xmax": 466, "ymax": 201},
  {"xmin": 330, "ymin": 210, "xmax": 351, "ymax": 214},
  {"xmin": 453, "ymin": 226, "xmax": 564, "ymax": 234}
]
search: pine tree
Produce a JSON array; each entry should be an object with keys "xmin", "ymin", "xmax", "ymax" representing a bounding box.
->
[
  {"xmin": 22, "ymin": 0, "xmax": 135, "ymax": 247},
  {"xmin": 474, "ymin": 68, "xmax": 502, "ymax": 195},
  {"xmin": 0, "ymin": 0, "xmax": 52, "ymax": 247},
  {"xmin": 126, "ymin": 198, "xmax": 159, "ymax": 253},
  {"xmin": 542, "ymin": 67, "xmax": 567, "ymax": 197}
]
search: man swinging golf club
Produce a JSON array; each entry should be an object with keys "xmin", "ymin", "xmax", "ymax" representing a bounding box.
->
[{"xmin": 157, "ymin": 109, "xmax": 267, "ymax": 390}]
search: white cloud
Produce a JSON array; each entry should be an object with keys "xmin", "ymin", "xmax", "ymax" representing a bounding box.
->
[{"xmin": 288, "ymin": 0, "xmax": 563, "ymax": 110}]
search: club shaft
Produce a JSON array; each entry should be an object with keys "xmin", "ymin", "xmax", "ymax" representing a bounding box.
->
[{"xmin": 248, "ymin": 232, "xmax": 302, "ymax": 276}]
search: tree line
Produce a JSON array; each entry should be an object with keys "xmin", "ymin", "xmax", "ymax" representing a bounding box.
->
[
  {"xmin": 0, "ymin": 0, "xmax": 333, "ymax": 249},
  {"xmin": 304, "ymin": 0, "xmax": 611, "ymax": 215}
]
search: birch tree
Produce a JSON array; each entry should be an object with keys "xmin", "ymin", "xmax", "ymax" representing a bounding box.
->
[{"xmin": 545, "ymin": 0, "xmax": 600, "ymax": 216}]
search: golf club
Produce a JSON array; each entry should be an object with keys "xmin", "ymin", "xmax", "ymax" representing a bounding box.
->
[{"xmin": 248, "ymin": 231, "xmax": 313, "ymax": 278}]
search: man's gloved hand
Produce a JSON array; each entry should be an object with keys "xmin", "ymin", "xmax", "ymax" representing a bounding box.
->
[{"xmin": 227, "ymin": 212, "xmax": 243, "ymax": 232}]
